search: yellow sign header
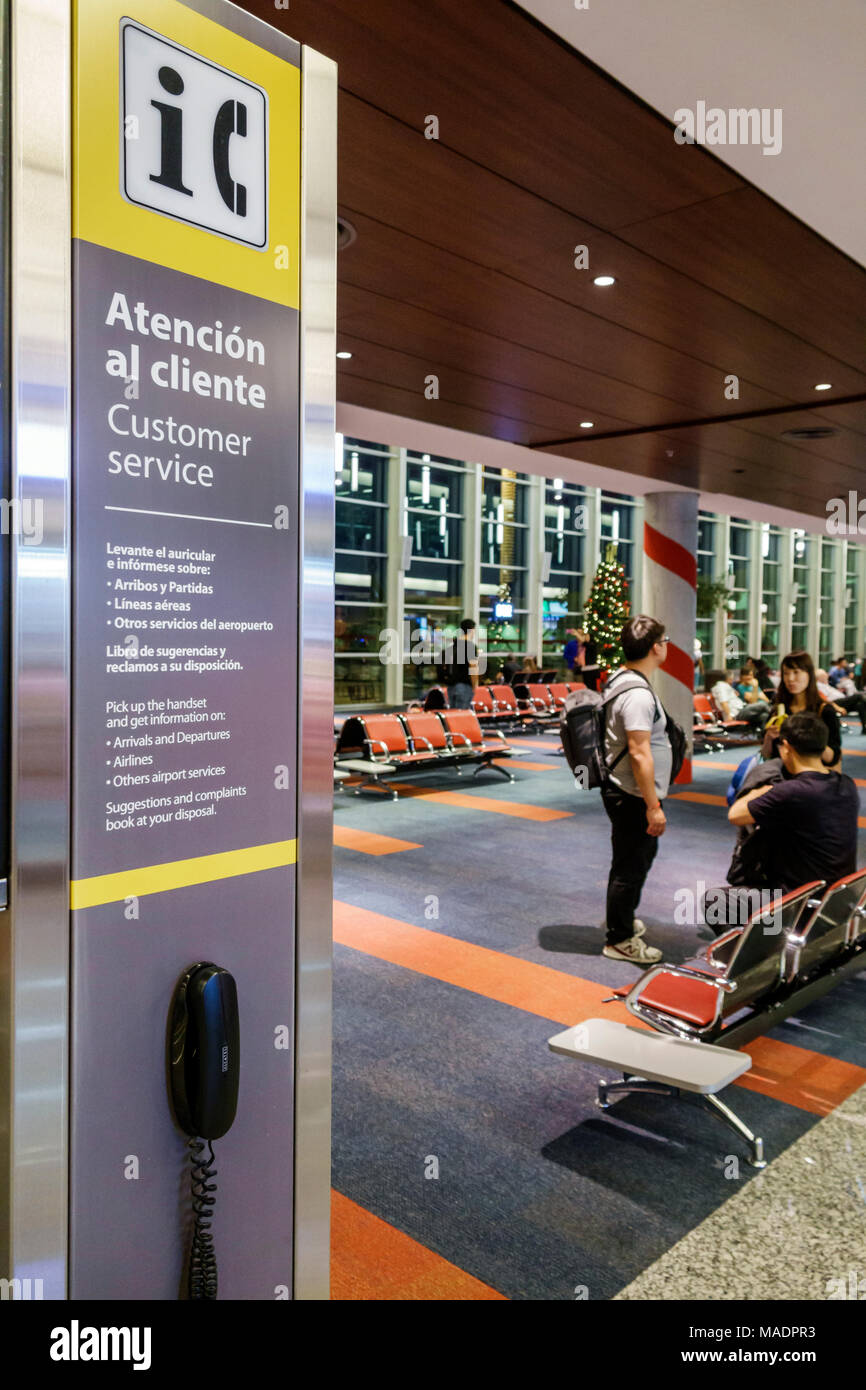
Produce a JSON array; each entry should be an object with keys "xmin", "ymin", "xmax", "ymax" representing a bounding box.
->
[{"xmin": 73, "ymin": 0, "xmax": 300, "ymax": 308}]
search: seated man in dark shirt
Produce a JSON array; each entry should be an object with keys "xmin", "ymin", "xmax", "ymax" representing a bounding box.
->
[
  {"xmin": 702, "ymin": 712, "xmax": 858, "ymax": 934},
  {"xmin": 727, "ymin": 711, "xmax": 859, "ymax": 893}
]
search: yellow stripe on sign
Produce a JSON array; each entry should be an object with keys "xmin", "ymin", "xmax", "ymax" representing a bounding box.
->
[{"xmin": 70, "ymin": 838, "xmax": 297, "ymax": 910}]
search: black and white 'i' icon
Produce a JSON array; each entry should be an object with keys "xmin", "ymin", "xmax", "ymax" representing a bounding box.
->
[{"xmin": 121, "ymin": 20, "xmax": 268, "ymax": 249}]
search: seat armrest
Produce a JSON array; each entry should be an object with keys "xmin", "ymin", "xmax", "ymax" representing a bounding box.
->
[
  {"xmin": 366, "ymin": 738, "xmax": 390, "ymax": 760},
  {"xmin": 411, "ymin": 734, "xmax": 434, "ymax": 751}
]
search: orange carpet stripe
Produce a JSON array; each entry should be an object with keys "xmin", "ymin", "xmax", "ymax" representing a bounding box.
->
[
  {"xmin": 736, "ymin": 1037, "xmax": 866, "ymax": 1116},
  {"xmin": 392, "ymin": 786, "xmax": 572, "ymax": 821},
  {"xmin": 668, "ymin": 792, "xmax": 728, "ymax": 806},
  {"xmin": 508, "ymin": 738, "xmax": 563, "ymax": 752},
  {"xmin": 334, "ymin": 825, "xmax": 422, "ymax": 856},
  {"xmin": 694, "ymin": 761, "xmax": 741, "ymax": 772},
  {"xmin": 334, "ymin": 900, "xmax": 628, "ymax": 1024},
  {"xmin": 334, "ymin": 901, "xmax": 866, "ymax": 1115},
  {"xmin": 843, "ymin": 748, "xmax": 866, "ymax": 757},
  {"xmin": 331, "ymin": 1190, "xmax": 506, "ymax": 1301}
]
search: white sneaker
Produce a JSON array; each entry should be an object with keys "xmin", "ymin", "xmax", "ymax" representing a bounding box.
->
[{"xmin": 602, "ymin": 935, "xmax": 662, "ymax": 964}]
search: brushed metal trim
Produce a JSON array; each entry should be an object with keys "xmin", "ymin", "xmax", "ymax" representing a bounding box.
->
[
  {"xmin": 180, "ymin": 0, "xmax": 301, "ymax": 66},
  {"xmin": 294, "ymin": 43, "xmax": 336, "ymax": 1302},
  {"xmin": 1, "ymin": 0, "xmax": 72, "ymax": 1296}
]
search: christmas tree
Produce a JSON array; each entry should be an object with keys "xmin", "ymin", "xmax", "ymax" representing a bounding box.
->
[{"xmin": 584, "ymin": 543, "xmax": 630, "ymax": 671}]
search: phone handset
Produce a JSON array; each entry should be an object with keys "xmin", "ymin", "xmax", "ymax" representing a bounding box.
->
[
  {"xmin": 212, "ymin": 99, "xmax": 247, "ymax": 218},
  {"xmin": 168, "ymin": 962, "xmax": 240, "ymax": 1300}
]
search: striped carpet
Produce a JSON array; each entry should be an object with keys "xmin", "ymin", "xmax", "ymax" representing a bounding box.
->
[{"xmin": 332, "ymin": 729, "xmax": 866, "ymax": 1299}]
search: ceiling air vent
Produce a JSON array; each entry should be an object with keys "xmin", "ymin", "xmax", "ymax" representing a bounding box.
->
[{"xmin": 781, "ymin": 426, "xmax": 838, "ymax": 441}]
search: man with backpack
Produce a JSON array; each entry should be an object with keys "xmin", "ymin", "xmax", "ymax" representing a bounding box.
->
[{"xmin": 600, "ymin": 616, "xmax": 674, "ymax": 964}]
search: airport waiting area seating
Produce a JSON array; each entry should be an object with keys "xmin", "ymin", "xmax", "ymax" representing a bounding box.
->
[
  {"xmin": 693, "ymin": 692, "xmax": 760, "ymax": 753},
  {"xmin": 549, "ymin": 869, "xmax": 866, "ymax": 1166},
  {"xmin": 335, "ymin": 709, "xmax": 523, "ymax": 798},
  {"xmin": 419, "ymin": 679, "xmax": 585, "ymax": 733}
]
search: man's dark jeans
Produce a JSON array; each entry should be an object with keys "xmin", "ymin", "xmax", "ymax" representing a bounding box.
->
[
  {"xmin": 448, "ymin": 682, "xmax": 474, "ymax": 710},
  {"xmin": 601, "ymin": 787, "xmax": 661, "ymax": 944}
]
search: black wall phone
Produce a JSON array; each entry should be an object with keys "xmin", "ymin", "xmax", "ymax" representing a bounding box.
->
[{"xmin": 168, "ymin": 962, "xmax": 240, "ymax": 1300}]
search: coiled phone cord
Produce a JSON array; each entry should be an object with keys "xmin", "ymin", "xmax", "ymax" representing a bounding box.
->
[{"xmin": 188, "ymin": 1138, "xmax": 219, "ymax": 1300}]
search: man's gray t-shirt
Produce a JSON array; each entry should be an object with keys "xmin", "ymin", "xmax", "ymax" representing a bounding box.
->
[{"xmin": 604, "ymin": 670, "xmax": 672, "ymax": 801}]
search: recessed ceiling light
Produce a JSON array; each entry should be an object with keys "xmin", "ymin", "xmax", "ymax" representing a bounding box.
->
[
  {"xmin": 814, "ymin": 382, "xmax": 832, "ymax": 390},
  {"xmin": 593, "ymin": 275, "xmax": 615, "ymax": 287},
  {"xmin": 579, "ymin": 421, "xmax": 594, "ymax": 428},
  {"xmin": 337, "ymin": 351, "xmax": 352, "ymax": 360}
]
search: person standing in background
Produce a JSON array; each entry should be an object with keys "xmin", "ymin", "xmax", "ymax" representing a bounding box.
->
[
  {"xmin": 600, "ymin": 616, "xmax": 673, "ymax": 965},
  {"xmin": 438, "ymin": 617, "xmax": 479, "ymax": 709},
  {"xmin": 576, "ymin": 626, "xmax": 600, "ymax": 691}
]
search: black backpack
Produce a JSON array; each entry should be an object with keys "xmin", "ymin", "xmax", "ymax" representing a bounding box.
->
[{"xmin": 559, "ymin": 670, "xmax": 686, "ymax": 788}]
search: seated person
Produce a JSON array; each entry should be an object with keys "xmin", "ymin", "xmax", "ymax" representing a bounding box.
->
[
  {"xmin": 816, "ymin": 667, "xmax": 866, "ymax": 733},
  {"xmin": 828, "ymin": 658, "xmax": 849, "ymax": 688},
  {"xmin": 736, "ymin": 666, "xmax": 770, "ymax": 705},
  {"xmin": 706, "ymin": 669, "xmax": 769, "ymax": 731},
  {"xmin": 501, "ymin": 652, "xmax": 523, "ymax": 684},
  {"xmin": 747, "ymin": 655, "xmax": 779, "ymax": 700},
  {"xmin": 710, "ymin": 713, "xmax": 859, "ymax": 929}
]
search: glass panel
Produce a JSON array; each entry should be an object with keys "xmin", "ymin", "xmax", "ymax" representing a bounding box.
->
[
  {"xmin": 405, "ymin": 509, "xmax": 462, "ymax": 561},
  {"xmin": 600, "ymin": 498, "xmax": 633, "ymax": 544},
  {"xmin": 337, "ymin": 441, "xmax": 387, "ymax": 501},
  {"xmin": 406, "ymin": 459, "xmax": 464, "ymax": 515},
  {"xmin": 482, "ymin": 470, "xmax": 528, "ymax": 526},
  {"xmin": 335, "ymin": 500, "xmax": 386, "ymax": 554},
  {"xmin": 545, "ymin": 526, "xmax": 583, "ymax": 576},
  {"xmin": 404, "ymin": 557, "xmax": 463, "ymax": 606},
  {"xmin": 334, "ymin": 655, "xmax": 385, "ymax": 706},
  {"xmin": 481, "ymin": 609, "xmax": 527, "ymax": 655},
  {"xmin": 334, "ymin": 604, "xmax": 387, "ymax": 655},
  {"xmin": 335, "ymin": 549, "xmax": 386, "ymax": 605}
]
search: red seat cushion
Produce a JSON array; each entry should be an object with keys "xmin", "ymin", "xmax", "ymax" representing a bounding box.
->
[
  {"xmin": 363, "ymin": 715, "xmax": 408, "ymax": 754},
  {"xmin": 636, "ymin": 971, "xmax": 719, "ymax": 1026},
  {"xmin": 404, "ymin": 714, "xmax": 448, "ymax": 750}
]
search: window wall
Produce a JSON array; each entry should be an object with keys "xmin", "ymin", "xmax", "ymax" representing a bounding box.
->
[
  {"xmin": 696, "ymin": 511, "xmax": 717, "ymax": 672},
  {"xmin": 332, "ymin": 438, "xmax": 866, "ymax": 708},
  {"xmin": 542, "ymin": 477, "xmax": 586, "ymax": 664},
  {"xmin": 480, "ymin": 467, "xmax": 530, "ymax": 659},
  {"xmin": 844, "ymin": 544, "xmax": 864, "ymax": 659},
  {"xmin": 403, "ymin": 453, "xmax": 467, "ymax": 700},
  {"xmin": 791, "ymin": 530, "xmax": 811, "ymax": 653},
  {"xmin": 334, "ymin": 439, "xmax": 389, "ymax": 705},
  {"xmin": 819, "ymin": 539, "xmax": 837, "ymax": 668},
  {"xmin": 760, "ymin": 524, "xmax": 783, "ymax": 668},
  {"xmin": 726, "ymin": 519, "xmax": 752, "ymax": 671}
]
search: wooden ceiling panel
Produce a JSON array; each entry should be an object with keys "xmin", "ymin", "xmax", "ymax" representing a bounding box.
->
[
  {"xmin": 619, "ymin": 189, "xmax": 866, "ymax": 372},
  {"xmin": 334, "ymin": 332, "xmax": 635, "ymax": 437},
  {"xmin": 238, "ymin": 0, "xmax": 866, "ymax": 520},
  {"xmin": 248, "ymin": 0, "xmax": 744, "ymax": 228},
  {"xmin": 337, "ymin": 214, "xmax": 790, "ymax": 421},
  {"xmin": 336, "ymin": 284, "xmax": 727, "ymax": 429}
]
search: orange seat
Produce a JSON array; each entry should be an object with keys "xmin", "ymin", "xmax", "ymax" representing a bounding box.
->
[{"xmin": 402, "ymin": 711, "xmax": 450, "ymax": 753}]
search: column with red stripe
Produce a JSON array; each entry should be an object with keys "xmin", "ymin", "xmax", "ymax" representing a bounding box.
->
[{"xmin": 642, "ymin": 493, "xmax": 699, "ymax": 786}]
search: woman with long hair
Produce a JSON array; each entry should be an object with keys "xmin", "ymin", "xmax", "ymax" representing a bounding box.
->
[{"xmin": 774, "ymin": 649, "xmax": 842, "ymax": 768}]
